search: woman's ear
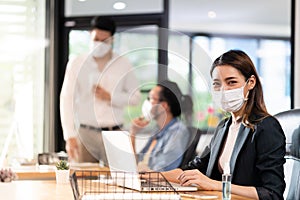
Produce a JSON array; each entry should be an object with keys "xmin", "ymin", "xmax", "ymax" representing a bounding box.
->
[{"xmin": 248, "ymin": 75, "xmax": 256, "ymax": 90}]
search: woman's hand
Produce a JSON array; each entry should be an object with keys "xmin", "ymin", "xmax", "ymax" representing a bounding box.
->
[{"xmin": 177, "ymin": 169, "xmax": 221, "ymax": 191}]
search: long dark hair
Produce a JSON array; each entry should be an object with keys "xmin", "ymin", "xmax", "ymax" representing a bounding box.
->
[{"xmin": 210, "ymin": 50, "xmax": 269, "ymax": 129}]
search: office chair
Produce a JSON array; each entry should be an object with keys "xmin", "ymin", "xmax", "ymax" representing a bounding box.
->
[
  {"xmin": 179, "ymin": 127, "xmax": 215, "ymax": 168},
  {"xmin": 284, "ymin": 156, "xmax": 300, "ymax": 200},
  {"xmin": 274, "ymin": 109, "xmax": 300, "ymax": 199},
  {"xmin": 179, "ymin": 127, "xmax": 201, "ymax": 168},
  {"xmin": 274, "ymin": 108, "xmax": 300, "ymax": 158}
]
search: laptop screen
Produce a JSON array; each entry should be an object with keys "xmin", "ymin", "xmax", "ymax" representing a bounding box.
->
[
  {"xmin": 102, "ymin": 131, "xmax": 138, "ymax": 173},
  {"xmin": 102, "ymin": 130, "xmax": 198, "ymax": 192},
  {"xmin": 102, "ymin": 131, "xmax": 142, "ymax": 190}
]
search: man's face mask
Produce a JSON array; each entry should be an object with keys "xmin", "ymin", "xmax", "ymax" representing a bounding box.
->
[
  {"xmin": 141, "ymin": 99, "xmax": 152, "ymax": 121},
  {"xmin": 90, "ymin": 41, "xmax": 111, "ymax": 58},
  {"xmin": 141, "ymin": 99, "xmax": 164, "ymax": 121}
]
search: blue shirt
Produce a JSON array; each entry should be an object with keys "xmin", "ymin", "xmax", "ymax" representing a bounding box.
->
[{"xmin": 138, "ymin": 118, "xmax": 189, "ymax": 171}]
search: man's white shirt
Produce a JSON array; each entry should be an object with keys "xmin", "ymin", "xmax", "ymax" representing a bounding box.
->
[{"xmin": 60, "ymin": 53, "xmax": 141, "ymax": 140}]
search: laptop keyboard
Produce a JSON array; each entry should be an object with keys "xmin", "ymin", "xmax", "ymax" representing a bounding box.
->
[
  {"xmin": 141, "ymin": 180, "xmax": 174, "ymax": 191},
  {"xmin": 81, "ymin": 193, "xmax": 181, "ymax": 200}
]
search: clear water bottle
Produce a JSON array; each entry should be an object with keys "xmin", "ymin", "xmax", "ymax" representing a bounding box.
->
[{"xmin": 222, "ymin": 162, "xmax": 231, "ymax": 200}]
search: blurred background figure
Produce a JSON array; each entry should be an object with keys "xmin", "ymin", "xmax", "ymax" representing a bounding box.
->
[
  {"xmin": 131, "ymin": 80, "xmax": 192, "ymax": 171},
  {"xmin": 60, "ymin": 16, "xmax": 141, "ymax": 164}
]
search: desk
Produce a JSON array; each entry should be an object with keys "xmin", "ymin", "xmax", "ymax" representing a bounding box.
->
[
  {"xmin": 14, "ymin": 163, "xmax": 106, "ymax": 180},
  {"xmin": 0, "ymin": 180, "xmax": 252, "ymax": 200},
  {"xmin": 11, "ymin": 165, "xmax": 252, "ymax": 200},
  {"xmin": 0, "ymin": 180, "xmax": 73, "ymax": 200}
]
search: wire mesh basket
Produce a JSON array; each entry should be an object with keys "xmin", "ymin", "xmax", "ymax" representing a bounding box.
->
[{"xmin": 70, "ymin": 170, "xmax": 181, "ymax": 200}]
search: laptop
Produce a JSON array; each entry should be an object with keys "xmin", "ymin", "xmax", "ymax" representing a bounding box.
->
[{"xmin": 102, "ymin": 130, "xmax": 198, "ymax": 192}]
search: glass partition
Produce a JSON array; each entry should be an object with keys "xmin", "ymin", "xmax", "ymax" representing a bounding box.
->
[{"xmin": 68, "ymin": 25, "xmax": 159, "ymax": 128}]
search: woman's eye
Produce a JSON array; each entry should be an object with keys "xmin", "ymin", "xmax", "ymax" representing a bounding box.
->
[
  {"xmin": 212, "ymin": 82, "xmax": 221, "ymax": 90},
  {"xmin": 212, "ymin": 82, "xmax": 220, "ymax": 86},
  {"xmin": 228, "ymin": 81, "xmax": 237, "ymax": 85}
]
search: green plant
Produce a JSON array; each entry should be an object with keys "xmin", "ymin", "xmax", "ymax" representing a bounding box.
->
[{"xmin": 55, "ymin": 160, "xmax": 69, "ymax": 170}]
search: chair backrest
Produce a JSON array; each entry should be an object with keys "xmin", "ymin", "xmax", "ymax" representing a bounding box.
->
[
  {"xmin": 179, "ymin": 127, "xmax": 215, "ymax": 168},
  {"xmin": 179, "ymin": 127, "xmax": 201, "ymax": 168},
  {"xmin": 274, "ymin": 109, "xmax": 300, "ymax": 158},
  {"xmin": 284, "ymin": 156, "xmax": 300, "ymax": 200}
]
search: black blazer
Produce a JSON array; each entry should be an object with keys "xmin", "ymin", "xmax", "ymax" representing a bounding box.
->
[{"xmin": 182, "ymin": 116, "xmax": 286, "ymax": 200}]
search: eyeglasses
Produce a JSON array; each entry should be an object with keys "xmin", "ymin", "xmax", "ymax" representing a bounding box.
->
[{"xmin": 147, "ymin": 96, "xmax": 162, "ymax": 103}]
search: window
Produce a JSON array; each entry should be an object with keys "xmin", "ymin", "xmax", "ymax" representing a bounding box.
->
[
  {"xmin": 0, "ymin": 1, "xmax": 46, "ymax": 166},
  {"xmin": 169, "ymin": 33, "xmax": 217, "ymax": 128},
  {"xmin": 196, "ymin": 36, "xmax": 291, "ymax": 114},
  {"xmin": 168, "ymin": 33, "xmax": 291, "ymax": 129},
  {"xmin": 68, "ymin": 28, "xmax": 291, "ymax": 130}
]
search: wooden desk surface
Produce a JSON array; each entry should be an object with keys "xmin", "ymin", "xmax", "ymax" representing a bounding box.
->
[
  {"xmin": 14, "ymin": 163, "xmax": 106, "ymax": 180},
  {"xmin": 0, "ymin": 180, "xmax": 73, "ymax": 200},
  {"xmin": 0, "ymin": 180, "xmax": 252, "ymax": 200},
  {"xmin": 11, "ymin": 165, "xmax": 252, "ymax": 200}
]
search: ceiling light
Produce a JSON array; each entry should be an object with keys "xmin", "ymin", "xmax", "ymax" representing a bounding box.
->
[
  {"xmin": 78, "ymin": 0, "xmax": 87, "ymax": 2},
  {"xmin": 208, "ymin": 11, "xmax": 217, "ymax": 19},
  {"xmin": 113, "ymin": 2, "xmax": 126, "ymax": 10}
]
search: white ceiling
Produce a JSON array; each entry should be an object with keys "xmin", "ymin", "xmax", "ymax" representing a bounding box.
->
[
  {"xmin": 66, "ymin": 0, "xmax": 292, "ymax": 37},
  {"xmin": 169, "ymin": 0, "xmax": 291, "ymax": 36}
]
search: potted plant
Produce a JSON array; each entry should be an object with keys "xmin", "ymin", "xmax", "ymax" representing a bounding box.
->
[
  {"xmin": 0, "ymin": 168, "xmax": 17, "ymax": 182},
  {"xmin": 55, "ymin": 160, "xmax": 70, "ymax": 184}
]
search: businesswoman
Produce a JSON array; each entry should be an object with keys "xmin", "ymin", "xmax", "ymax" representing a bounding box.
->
[{"xmin": 163, "ymin": 50, "xmax": 286, "ymax": 200}]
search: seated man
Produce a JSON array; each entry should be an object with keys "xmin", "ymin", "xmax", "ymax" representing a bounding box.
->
[{"xmin": 130, "ymin": 80, "xmax": 192, "ymax": 172}]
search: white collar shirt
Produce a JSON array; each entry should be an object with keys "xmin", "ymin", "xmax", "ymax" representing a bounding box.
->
[
  {"xmin": 60, "ymin": 53, "xmax": 141, "ymax": 140},
  {"xmin": 219, "ymin": 116, "xmax": 242, "ymax": 171}
]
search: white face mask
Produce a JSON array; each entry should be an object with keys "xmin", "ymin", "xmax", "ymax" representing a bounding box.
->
[
  {"xmin": 142, "ymin": 99, "xmax": 153, "ymax": 121},
  {"xmin": 141, "ymin": 99, "xmax": 164, "ymax": 121},
  {"xmin": 90, "ymin": 41, "xmax": 111, "ymax": 58},
  {"xmin": 212, "ymin": 82, "xmax": 249, "ymax": 113}
]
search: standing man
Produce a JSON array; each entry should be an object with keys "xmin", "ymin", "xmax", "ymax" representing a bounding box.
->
[{"xmin": 60, "ymin": 16, "xmax": 141, "ymax": 164}]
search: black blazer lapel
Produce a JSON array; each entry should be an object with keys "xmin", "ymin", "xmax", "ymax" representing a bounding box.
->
[
  {"xmin": 206, "ymin": 119, "xmax": 230, "ymax": 176},
  {"xmin": 229, "ymin": 125, "xmax": 251, "ymax": 177}
]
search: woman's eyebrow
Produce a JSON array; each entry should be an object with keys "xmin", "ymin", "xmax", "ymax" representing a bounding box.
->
[
  {"xmin": 212, "ymin": 76, "xmax": 237, "ymax": 82},
  {"xmin": 224, "ymin": 76, "xmax": 238, "ymax": 81},
  {"xmin": 212, "ymin": 78, "xmax": 220, "ymax": 82}
]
